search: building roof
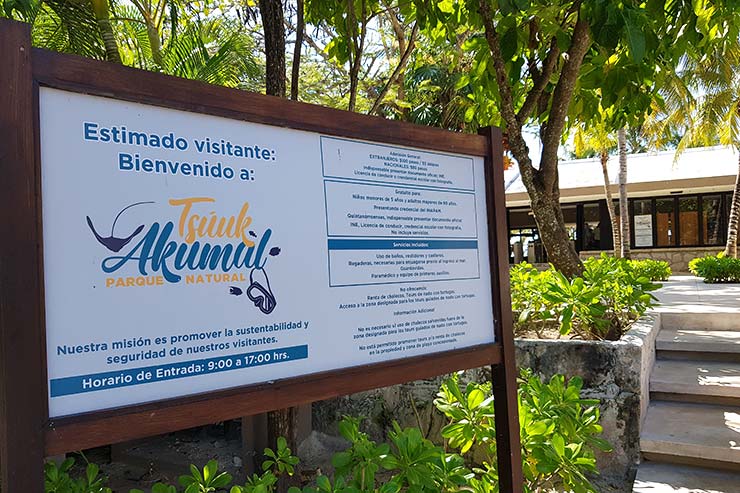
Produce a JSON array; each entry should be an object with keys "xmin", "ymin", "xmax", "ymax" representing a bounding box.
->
[{"xmin": 504, "ymin": 146, "xmax": 738, "ymax": 207}]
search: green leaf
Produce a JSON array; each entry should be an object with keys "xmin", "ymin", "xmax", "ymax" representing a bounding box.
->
[
  {"xmin": 623, "ymin": 12, "xmax": 646, "ymax": 63},
  {"xmin": 552, "ymin": 433, "xmax": 565, "ymax": 457},
  {"xmin": 500, "ymin": 27, "xmax": 518, "ymax": 61},
  {"xmin": 467, "ymin": 388, "xmax": 486, "ymax": 409}
]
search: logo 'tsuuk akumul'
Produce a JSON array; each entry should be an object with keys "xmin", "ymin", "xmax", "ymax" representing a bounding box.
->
[{"xmin": 87, "ymin": 197, "xmax": 281, "ymax": 314}]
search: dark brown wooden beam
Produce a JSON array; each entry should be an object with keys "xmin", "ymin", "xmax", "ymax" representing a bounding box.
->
[
  {"xmin": 480, "ymin": 126, "xmax": 524, "ymax": 493},
  {"xmin": 30, "ymin": 48, "xmax": 489, "ymax": 157},
  {"xmin": 0, "ymin": 18, "xmax": 47, "ymax": 493}
]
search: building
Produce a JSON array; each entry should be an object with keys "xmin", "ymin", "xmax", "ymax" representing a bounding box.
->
[{"xmin": 504, "ymin": 146, "xmax": 738, "ymax": 271}]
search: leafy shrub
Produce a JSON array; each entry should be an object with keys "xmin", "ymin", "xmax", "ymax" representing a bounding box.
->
[
  {"xmin": 689, "ymin": 254, "xmax": 740, "ymax": 283},
  {"xmin": 511, "ymin": 254, "xmax": 660, "ymax": 340},
  {"xmin": 42, "ymin": 371, "xmax": 610, "ymax": 493},
  {"xmin": 629, "ymin": 259, "xmax": 672, "ymax": 282},
  {"xmin": 45, "ymin": 459, "xmax": 111, "ymax": 493}
]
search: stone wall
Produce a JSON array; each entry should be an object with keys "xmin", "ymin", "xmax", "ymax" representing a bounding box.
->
[
  {"xmin": 310, "ymin": 314, "xmax": 661, "ymax": 482},
  {"xmin": 515, "ymin": 314, "xmax": 660, "ymax": 479},
  {"xmin": 580, "ymin": 247, "xmax": 721, "ymax": 272}
]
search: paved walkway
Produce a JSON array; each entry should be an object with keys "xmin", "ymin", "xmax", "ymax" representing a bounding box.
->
[{"xmin": 653, "ymin": 275, "xmax": 740, "ymax": 314}]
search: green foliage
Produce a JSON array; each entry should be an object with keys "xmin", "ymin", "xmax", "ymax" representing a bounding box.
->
[
  {"xmin": 689, "ymin": 254, "xmax": 740, "ymax": 283},
  {"xmin": 178, "ymin": 460, "xmax": 233, "ymax": 493},
  {"xmin": 262, "ymin": 437, "xmax": 300, "ymax": 476},
  {"xmin": 44, "ymin": 458, "xmax": 112, "ymax": 493},
  {"xmin": 629, "ymin": 259, "xmax": 672, "ymax": 282},
  {"xmin": 510, "ymin": 254, "xmax": 659, "ymax": 340},
  {"xmin": 43, "ymin": 371, "xmax": 610, "ymax": 493},
  {"xmin": 435, "ymin": 371, "xmax": 610, "ymax": 493}
]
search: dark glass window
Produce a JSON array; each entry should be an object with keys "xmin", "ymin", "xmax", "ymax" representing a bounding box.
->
[
  {"xmin": 563, "ymin": 205, "xmax": 578, "ymax": 241},
  {"xmin": 583, "ymin": 204, "xmax": 602, "ymax": 250},
  {"xmin": 702, "ymin": 195, "xmax": 723, "ymax": 245},
  {"xmin": 509, "ymin": 209, "xmax": 537, "ymax": 229},
  {"xmin": 679, "ymin": 197, "xmax": 699, "ymax": 245},
  {"xmin": 633, "ymin": 199, "xmax": 654, "ymax": 247},
  {"xmin": 656, "ymin": 199, "xmax": 675, "ymax": 246}
]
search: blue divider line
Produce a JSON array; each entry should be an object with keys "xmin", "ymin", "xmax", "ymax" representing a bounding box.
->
[{"xmin": 327, "ymin": 239, "xmax": 478, "ymax": 250}]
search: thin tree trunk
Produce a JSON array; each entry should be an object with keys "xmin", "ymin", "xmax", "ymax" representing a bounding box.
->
[
  {"xmin": 369, "ymin": 23, "xmax": 417, "ymax": 115},
  {"xmin": 145, "ymin": 20, "xmax": 164, "ymax": 67},
  {"xmin": 346, "ymin": 0, "xmax": 366, "ymax": 112},
  {"xmin": 600, "ymin": 152, "xmax": 621, "ymax": 257},
  {"xmin": 260, "ymin": 0, "xmax": 286, "ymax": 98},
  {"xmin": 618, "ymin": 128, "xmax": 631, "ymax": 259},
  {"xmin": 290, "ymin": 0, "xmax": 304, "ymax": 100},
  {"xmin": 257, "ymin": 4, "xmax": 296, "ymax": 491},
  {"xmin": 723, "ymin": 152, "xmax": 740, "ymax": 257},
  {"xmin": 90, "ymin": 0, "xmax": 122, "ymax": 64}
]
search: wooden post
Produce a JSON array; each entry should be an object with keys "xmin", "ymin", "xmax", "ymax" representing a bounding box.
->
[
  {"xmin": 0, "ymin": 19, "xmax": 47, "ymax": 493},
  {"xmin": 479, "ymin": 127, "xmax": 523, "ymax": 492}
]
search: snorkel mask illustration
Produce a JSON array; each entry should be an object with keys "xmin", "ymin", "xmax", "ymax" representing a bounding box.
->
[{"xmin": 230, "ymin": 267, "xmax": 276, "ymax": 314}]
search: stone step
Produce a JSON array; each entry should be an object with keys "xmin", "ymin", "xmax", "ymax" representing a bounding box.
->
[
  {"xmin": 641, "ymin": 401, "xmax": 740, "ymax": 469},
  {"xmin": 633, "ymin": 461, "xmax": 740, "ymax": 493},
  {"xmin": 660, "ymin": 312, "xmax": 740, "ymax": 332},
  {"xmin": 650, "ymin": 360, "xmax": 740, "ymax": 406},
  {"xmin": 656, "ymin": 327, "xmax": 740, "ymax": 360}
]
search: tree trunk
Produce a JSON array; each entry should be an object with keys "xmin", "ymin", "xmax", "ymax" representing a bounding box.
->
[
  {"xmin": 145, "ymin": 20, "xmax": 164, "ymax": 67},
  {"xmin": 369, "ymin": 23, "xmax": 417, "ymax": 115},
  {"xmin": 528, "ymin": 180, "xmax": 583, "ymax": 279},
  {"xmin": 90, "ymin": 0, "xmax": 122, "ymax": 64},
  {"xmin": 259, "ymin": 0, "xmax": 286, "ymax": 98},
  {"xmin": 290, "ymin": 0, "xmax": 304, "ymax": 100},
  {"xmin": 723, "ymin": 152, "xmax": 740, "ymax": 257},
  {"xmin": 477, "ymin": 1, "xmax": 590, "ymax": 277},
  {"xmin": 600, "ymin": 152, "xmax": 621, "ymax": 257},
  {"xmin": 618, "ymin": 128, "xmax": 631, "ymax": 259},
  {"xmin": 257, "ymin": 4, "xmax": 296, "ymax": 490},
  {"xmin": 346, "ymin": 0, "xmax": 366, "ymax": 112}
]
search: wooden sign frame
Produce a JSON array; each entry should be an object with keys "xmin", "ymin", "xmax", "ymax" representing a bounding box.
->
[{"xmin": 0, "ymin": 19, "xmax": 522, "ymax": 492}]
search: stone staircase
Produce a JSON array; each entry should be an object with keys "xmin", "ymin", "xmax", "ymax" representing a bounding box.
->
[{"xmin": 633, "ymin": 313, "xmax": 740, "ymax": 492}]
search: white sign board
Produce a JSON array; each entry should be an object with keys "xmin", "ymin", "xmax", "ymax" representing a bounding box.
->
[
  {"xmin": 634, "ymin": 214, "xmax": 654, "ymax": 247},
  {"xmin": 39, "ymin": 88, "xmax": 496, "ymax": 417}
]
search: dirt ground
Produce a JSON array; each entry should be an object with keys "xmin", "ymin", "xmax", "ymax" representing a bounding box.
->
[
  {"xmin": 69, "ymin": 422, "xmax": 248, "ymax": 492},
  {"xmin": 66, "ymin": 422, "xmax": 632, "ymax": 493}
]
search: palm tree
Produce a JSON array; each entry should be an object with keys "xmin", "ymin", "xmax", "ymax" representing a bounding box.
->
[
  {"xmin": 618, "ymin": 127, "xmax": 630, "ymax": 259},
  {"xmin": 573, "ymin": 117, "xmax": 621, "ymax": 256},
  {"xmin": 644, "ymin": 39, "xmax": 740, "ymax": 257},
  {"xmin": 3, "ymin": 0, "xmax": 261, "ymax": 90},
  {"xmin": 90, "ymin": 0, "xmax": 121, "ymax": 63}
]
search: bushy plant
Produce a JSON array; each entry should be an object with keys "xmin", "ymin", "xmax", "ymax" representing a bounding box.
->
[
  {"xmin": 511, "ymin": 254, "xmax": 660, "ymax": 340},
  {"xmin": 509, "ymin": 263, "xmax": 555, "ymax": 337},
  {"xmin": 689, "ymin": 254, "xmax": 740, "ymax": 283},
  {"xmin": 629, "ymin": 259, "xmax": 672, "ymax": 282},
  {"xmin": 41, "ymin": 371, "xmax": 610, "ymax": 493},
  {"xmin": 435, "ymin": 370, "xmax": 611, "ymax": 493},
  {"xmin": 45, "ymin": 458, "xmax": 111, "ymax": 493}
]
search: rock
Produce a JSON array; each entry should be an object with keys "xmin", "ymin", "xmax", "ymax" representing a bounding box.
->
[
  {"xmin": 232, "ymin": 456, "xmax": 242, "ymax": 468},
  {"xmin": 297, "ymin": 431, "xmax": 350, "ymax": 472}
]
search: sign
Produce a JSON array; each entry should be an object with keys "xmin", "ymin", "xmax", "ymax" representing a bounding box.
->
[
  {"xmin": 634, "ymin": 214, "xmax": 653, "ymax": 247},
  {"xmin": 40, "ymin": 88, "xmax": 495, "ymax": 417},
  {"xmin": 0, "ymin": 19, "xmax": 522, "ymax": 493}
]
